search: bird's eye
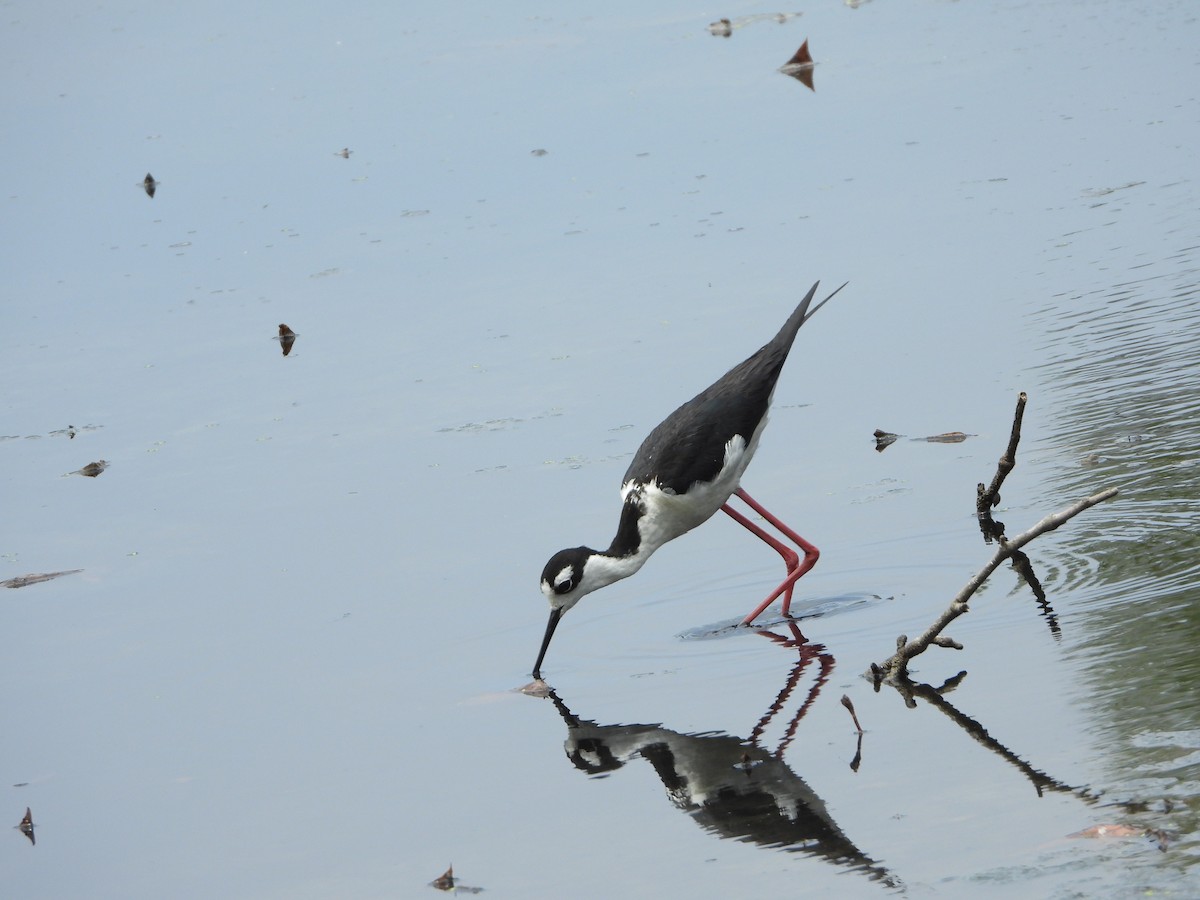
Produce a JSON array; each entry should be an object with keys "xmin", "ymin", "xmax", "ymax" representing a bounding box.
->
[{"xmin": 555, "ymin": 577, "xmax": 575, "ymax": 594}]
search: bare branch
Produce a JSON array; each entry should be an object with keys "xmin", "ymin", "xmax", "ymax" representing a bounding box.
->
[
  {"xmin": 977, "ymin": 392, "xmax": 1027, "ymax": 513},
  {"xmin": 872, "ymin": 487, "xmax": 1118, "ymax": 681}
]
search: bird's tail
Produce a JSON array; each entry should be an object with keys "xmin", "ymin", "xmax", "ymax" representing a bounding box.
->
[{"xmin": 774, "ymin": 280, "xmax": 848, "ymax": 350}]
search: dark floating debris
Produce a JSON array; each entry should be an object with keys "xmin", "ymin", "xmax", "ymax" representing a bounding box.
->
[
  {"xmin": 69, "ymin": 460, "xmax": 109, "ymax": 478},
  {"xmin": 143, "ymin": 173, "xmax": 157, "ymax": 198},
  {"xmin": 49, "ymin": 424, "xmax": 100, "ymax": 440},
  {"xmin": 334, "ymin": 148, "xmax": 352, "ymax": 158},
  {"xmin": 708, "ymin": 12, "xmax": 802, "ymax": 37},
  {"xmin": 873, "ymin": 429, "xmax": 973, "ymax": 452},
  {"xmin": 873, "ymin": 429, "xmax": 899, "ymax": 452},
  {"xmin": 530, "ymin": 148, "xmax": 548, "ymax": 157},
  {"xmin": 708, "ymin": 18, "xmax": 732, "ymax": 37},
  {"xmin": 276, "ymin": 323, "xmax": 297, "ymax": 357},
  {"xmin": 430, "ymin": 864, "xmax": 483, "ymax": 893},
  {"xmin": 2, "ymin": 569, "xmax": 84, "ymax": 589},
  {"xmin": 17, "ymin": 807, "xmax": 34, "ymax": 845},
  {"xmin": 431, "ymin": 866, "xmax": 454, "ymax": 891},
  {"xmin": 779, "ymin": 39, "xmax": 815, "ymax": 91}
]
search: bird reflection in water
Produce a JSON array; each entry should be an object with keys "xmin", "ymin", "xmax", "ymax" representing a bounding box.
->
[{"xmin": 540, "ymin": 623, "xmax": 897, "ymax": 887}]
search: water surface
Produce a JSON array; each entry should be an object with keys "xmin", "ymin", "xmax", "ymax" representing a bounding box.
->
[{"xmin": 3, "ymin": 1, "xmax": 1198, "ymax": 897}]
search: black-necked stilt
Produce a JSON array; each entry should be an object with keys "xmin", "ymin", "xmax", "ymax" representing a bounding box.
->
[{"xmin": 533, "ymin": 281, "xmax": 845, "ymax": 678}]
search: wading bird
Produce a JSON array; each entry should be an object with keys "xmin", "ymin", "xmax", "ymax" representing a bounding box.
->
[{"xmin": 533, "ymin": 281, "xmax": 844, "ymax": 678}]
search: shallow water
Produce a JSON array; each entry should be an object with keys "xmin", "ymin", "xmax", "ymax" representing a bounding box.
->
[{"xmin": 3, "ymin": 1, "xmax": 1198, "ymax": 897}]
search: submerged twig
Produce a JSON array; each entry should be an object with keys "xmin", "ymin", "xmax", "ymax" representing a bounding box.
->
[{"xmin": 841, "ymin": 694, "xmax": 864, "ymax": 734}]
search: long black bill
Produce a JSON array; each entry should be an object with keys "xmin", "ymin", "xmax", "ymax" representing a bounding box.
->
[{"xmin": 532, "ymin": 607, "xmax": 563, "ymax": 679}]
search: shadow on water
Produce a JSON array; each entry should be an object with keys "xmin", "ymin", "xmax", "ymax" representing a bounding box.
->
[
  {"xmin": 677, "ymin": 591, "xmax": 888, "ymax": 640},
  {"xmin": 539, "ymin": 623, "xmax": 901, "ymax": 889}
]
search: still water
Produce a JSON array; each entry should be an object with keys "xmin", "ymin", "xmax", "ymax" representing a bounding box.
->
[{"xmin": 2, "ymin": 1, "xmax": 1197, "ymax": 897}]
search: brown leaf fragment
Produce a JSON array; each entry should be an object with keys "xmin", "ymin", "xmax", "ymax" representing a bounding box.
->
[
  {"xmin": 143, "ymin": 173, "xmax": 157, "ymax": 198},
  {"xmin": 922, "ymin": 432, "xmax": 970, "ymax": 443}
]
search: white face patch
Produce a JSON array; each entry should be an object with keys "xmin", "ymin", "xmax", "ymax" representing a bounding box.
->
[
  {"xmin": 553, "ymin": 565, "xmax": 575, "ymax": 591},
  {"xmin": 542, "ymin": 563, "xmax": 582, "ymax": 611},
  {"xmin": 541, "ymin": 565, "xmax": 576, "ymax": 602}
]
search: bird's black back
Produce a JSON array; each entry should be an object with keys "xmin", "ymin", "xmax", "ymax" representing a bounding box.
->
[{"xmin": 624, "ymin": 283, "xmax": 830, "ymax": 494}]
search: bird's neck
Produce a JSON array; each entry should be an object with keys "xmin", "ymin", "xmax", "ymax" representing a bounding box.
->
[
  {"xmin": 591, "ymin": 484, "xmax": 691, "ymax": 584},
  {"xmin": 576, "ymin": 494, "xmax": 655, "ymax": 587},
  {"xmin": 580, "ymin": 549, "xmax": 651, "ymax": 594}
]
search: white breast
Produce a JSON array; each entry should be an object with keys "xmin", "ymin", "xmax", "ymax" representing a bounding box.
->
[{"xmin": 629, "ymin": 424, "xmax": 765, "ymax": 553}]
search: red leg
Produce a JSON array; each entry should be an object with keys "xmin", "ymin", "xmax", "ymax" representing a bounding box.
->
[
  {"xmin": 720, "ymin": 504, "xmax": 801, "ymax": 623},
  {"xmin": 721, "ymin": 487, "xmax": 819, "ymax": 625},
  {"xmin": 719, "ymin": 504, "xmax": 800, "ymax": 571}
]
